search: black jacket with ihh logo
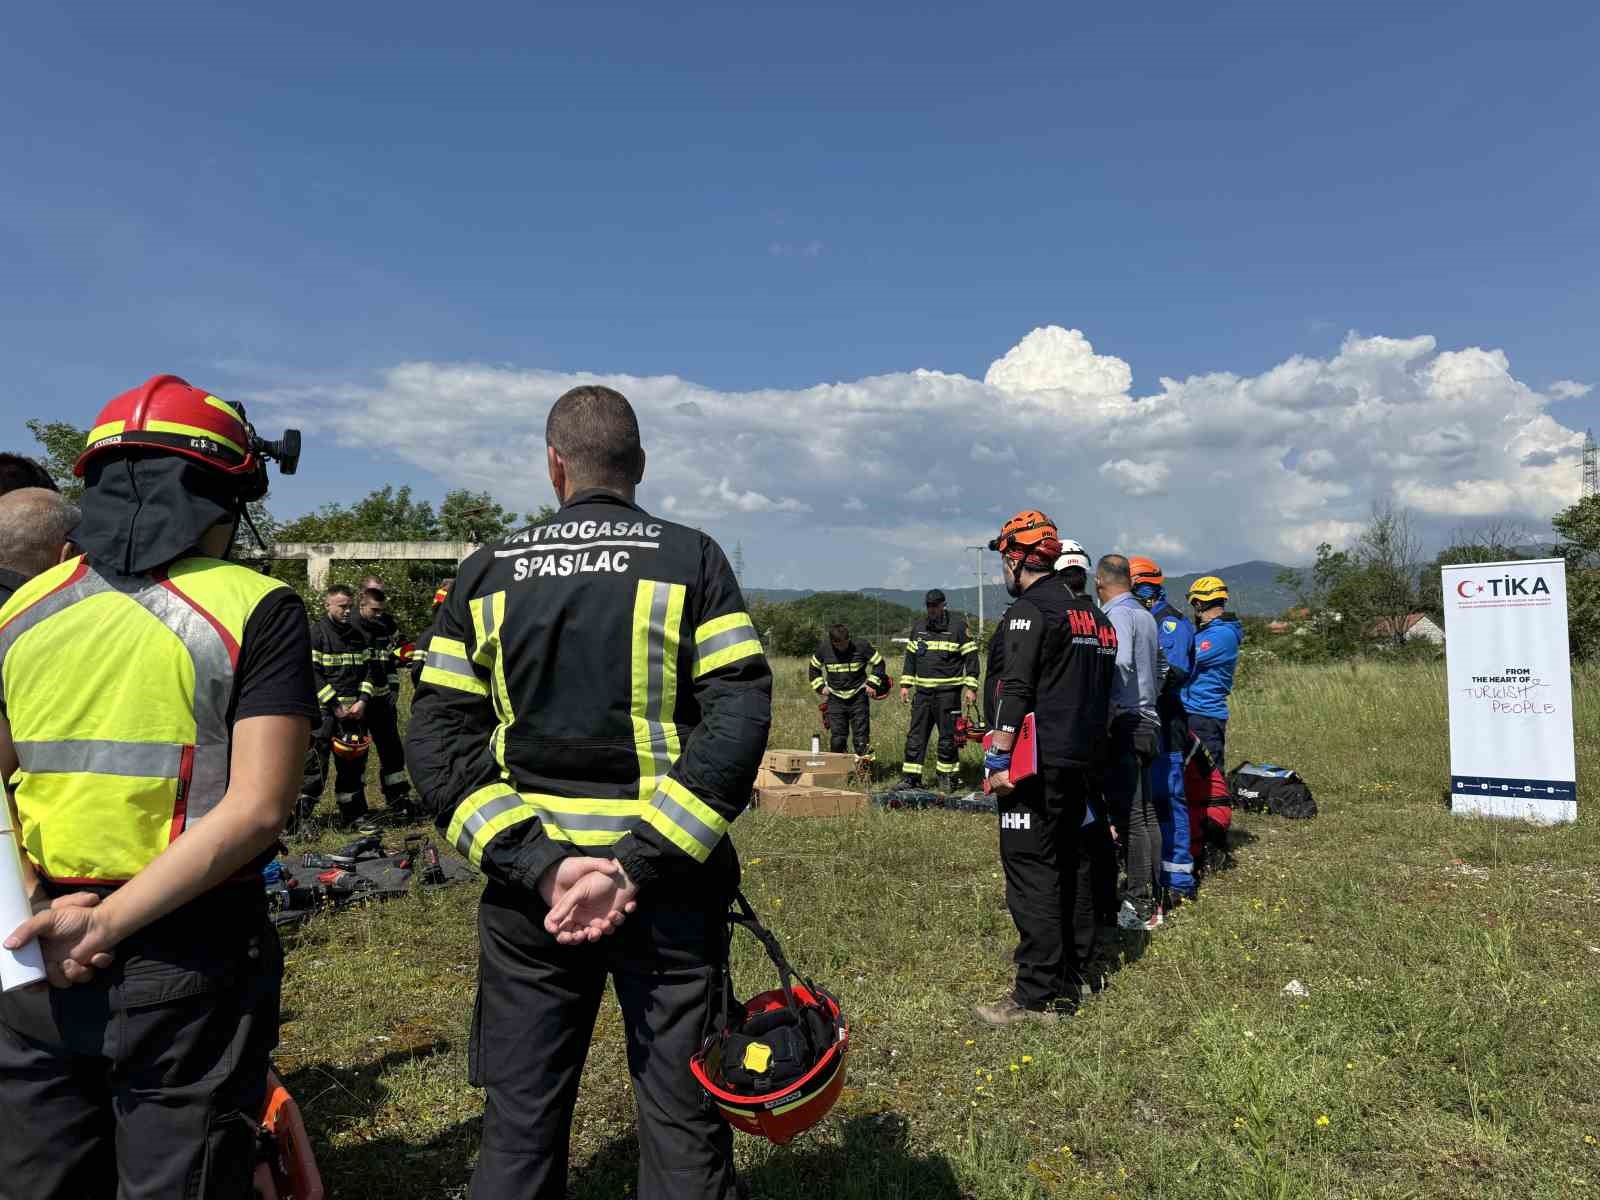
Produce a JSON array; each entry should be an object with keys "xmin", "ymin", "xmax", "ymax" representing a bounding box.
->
[
  {"xmin": 985, "ymin": 574, "xmax": 1118, "ymax": 771},
  {"xmin": 404, "ymin": 489, "xmax": 772, "ymax": 898}
]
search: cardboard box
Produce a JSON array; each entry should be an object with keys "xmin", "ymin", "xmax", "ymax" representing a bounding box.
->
[
  {"xmin": 756, "ymin": 767, "xmax": 852, "ymax": 790},
  {"xmin": 763, "ymin": 749, "xmax": 857, "ymax": 774},
  {"xmin": 754, "ymin": 786, "xmax": 867, "ymax": 817}
]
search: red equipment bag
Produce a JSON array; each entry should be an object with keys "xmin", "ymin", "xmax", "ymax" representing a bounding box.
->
[
  {"xmin": 982, "ymin": 712, "xmax": 1037, "ymax": 794},
  {"xmin": 253, "ymin": 1067, "xmax": 323, "ymax": 1200}
]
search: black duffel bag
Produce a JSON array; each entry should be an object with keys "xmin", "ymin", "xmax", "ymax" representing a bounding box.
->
[{"xmin": 1226, "ymin": 762, "xmax": 1317, "ymax": 819}]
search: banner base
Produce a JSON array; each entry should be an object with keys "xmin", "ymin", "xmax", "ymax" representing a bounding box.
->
[{"xmin": 1450, "ymin": 794, "xmax": 1576, "ymax": 825}]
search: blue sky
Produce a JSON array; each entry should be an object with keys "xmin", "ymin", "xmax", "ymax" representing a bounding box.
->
[{"xmin": 3, "ymin": 2, "xmax": 1596, "ymax": 587}]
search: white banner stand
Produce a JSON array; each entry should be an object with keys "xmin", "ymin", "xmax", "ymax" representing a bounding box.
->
[{"xmin": 1443, "ymin": 558, "xmax": 1576, "ymax": 823}]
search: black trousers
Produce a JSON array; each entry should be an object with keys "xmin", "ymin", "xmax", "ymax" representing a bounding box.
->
[
  {"xmin": 0, "ymin": 899, "xmax": 281, "ymax": 1200},
  {"xmin": 998, "ymin": 767, "xmax": 1097, "ymax": 1009},
  {"xmin": 367, "ymin": 692, "xmax": 411, "ymax": 802},
  {"xmin": 1105, "ymin": 722, "xmax": 1160, "ymax": 904},
  {"xmin": 826, "ymin": 691, "xmax": 871, "ymax": 755},
  {"xmin": 469, "ymin": 883, "xmax": 737, "ymax": 1200},
  {"xmin": 299, "ymin": 713, "xmax": 370, "ymax": 821},
  {"xmin": 902, "ymin": 686, "xmax": 961, "ymax": 784},
  {"xmin": 1189, "ymin": 714, "xmax": 1228, "ymax": 773}
]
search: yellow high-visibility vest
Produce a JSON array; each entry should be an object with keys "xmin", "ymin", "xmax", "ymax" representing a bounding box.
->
[{"xmin": 0, "ymin": 554, "xmax": 292, "ymax": 885}]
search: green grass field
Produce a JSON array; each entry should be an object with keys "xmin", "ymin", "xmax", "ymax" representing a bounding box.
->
[{"xmin": 282, "ymin": 657, "xmax": 1600, "ymax": 1199}]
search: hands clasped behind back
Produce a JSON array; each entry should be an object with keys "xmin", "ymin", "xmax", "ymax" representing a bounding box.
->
[{"xmin": 539, "ymin": 857, "xmax": 639, "ymax": 945}]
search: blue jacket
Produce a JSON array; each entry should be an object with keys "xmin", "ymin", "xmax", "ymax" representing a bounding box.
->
[
  {"xmin": 1180, "ymin": 614, "xmax": 1243, "ymax": 719},
  {"xmin": 1149, "ymin": 598, "xmax": 1194, "ymax": 692}
]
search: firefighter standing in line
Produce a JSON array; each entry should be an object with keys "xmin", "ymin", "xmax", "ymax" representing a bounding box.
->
[
  {"xmin": 977, "ymin": 512, "xmax": 1117, "ymax": 1024},
  {"xmin": 300, "ymin": 583, "xmax": 382, "ymax": 830},
  {"xmin": 1181, "ymin": 575, "xmax": 1244, "ymax": 770},
  {"xmin": 405, "ymin": 385, "xmax": 770, "ymax": 1200},
  {"xmin": 898, "ymin": 588, "xmax": 980, "ymax": 790},
  {"xmin": 0, "ymin": 374, "xmax": 315, "ymax": 1197},
  {"xmin": 1130, "ymin": 556, "xmax": 1197, "ymax": 899},
  {"xmin": 407, "ymin": 577, "xmax": 454, "ymax": 687},
  {"xmin": 355, "ymin": 582, "xmax": 414, "ymax": 819},
  {"xmin": 809, "ymin": 622, "xmax": 889, "ymax": 755}
]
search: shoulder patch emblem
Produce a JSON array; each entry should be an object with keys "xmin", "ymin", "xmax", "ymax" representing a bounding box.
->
[
  {"xmin": 1200, "ymin": 640, "xmax": 1212, "ymax": 651},
  {"xmin": 1163, "ymin": 619, "xmax": 1177, "ymax": 632}
]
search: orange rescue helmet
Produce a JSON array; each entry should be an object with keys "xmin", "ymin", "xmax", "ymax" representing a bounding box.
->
[
  {"xmin": 1129, "ymin": 556, "xmax": 1163, "ymax": 588},
  {"xmin": 989, "ymin": 510, "xmax": 1062, "ymax": 567}
]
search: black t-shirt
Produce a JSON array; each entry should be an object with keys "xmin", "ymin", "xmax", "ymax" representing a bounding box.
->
[{"xmin": 231, "ymin": 589, "xmax": 320, "ymax": 726}]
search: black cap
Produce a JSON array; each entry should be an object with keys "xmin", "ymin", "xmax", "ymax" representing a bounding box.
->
[{"xmin": 924, "ymin": 588, "xmax": 946, "ymax": 605}]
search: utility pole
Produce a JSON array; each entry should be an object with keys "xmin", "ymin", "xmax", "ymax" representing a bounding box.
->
[{"xmin": 965, "ymin": 545, "xmax": 987, "ymax": 638}]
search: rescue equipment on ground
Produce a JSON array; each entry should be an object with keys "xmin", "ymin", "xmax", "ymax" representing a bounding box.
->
[
  {"xmin": 253, "ymin": 1065, "xmax": 324, "ymax": 1200},
  {"xmin": 75, "ymin": 374, "xmax": 300, "ymax": 503},
  {"xmin": 1227, "ymin": 761, "xmax": 1317, "ymax": 820},
  {"xmin": 265, "ymin": 834, "xmax": 468, "ymax": 927},
  {"xmin": 1186, "ymin": 575, "xmax": 1229, "ymax": 606},
  {"xmin": 690, "ymin": 891, "xmax": 848, "ymax": 1145},
  {"xmin": 871, "ymin": 787, "xmax": 996, "ymax": 814}
]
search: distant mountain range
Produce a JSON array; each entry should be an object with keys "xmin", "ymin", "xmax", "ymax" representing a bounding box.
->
[{"xmin": 748, "ymin": 559, "xmax": 1301, "ymax": 618}]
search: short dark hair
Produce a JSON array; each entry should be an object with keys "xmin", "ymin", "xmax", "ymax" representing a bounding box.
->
[
  {"xmin": 1096, "ymin": 555, "xmax": 1131, "ymax": 588},
  {"xmin": 1060, "ymin": 565, "xmax": 1089, "ymax": 595},
  {"xmin": 360, "ymin": 587, "xmax": 385, "ymax": 605},
  {"xmin": 828, "ymin": 623, "xmax": 850, "ymax": 644},
  {"xmin": 0, "ymin": 453, "xmax": 58, "ymax": 496},
  {"xmin": 326, "ymin": 584, "xmax": 353, "ymax": 599},
  {"xmin": 546, "ymin": 386, "xmax": 644, "ymax": 489}
]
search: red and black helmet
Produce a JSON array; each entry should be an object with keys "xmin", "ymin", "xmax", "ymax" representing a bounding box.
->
[
  {"xmin": 690, "ymin": 892, "xmax": 849, "ymax": 1145},
  {"xmin": 75, "ymin": 374, "xmax": 299, "ymax": 501}
]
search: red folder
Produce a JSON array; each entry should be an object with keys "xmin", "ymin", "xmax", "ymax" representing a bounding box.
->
[{"xmin": 982, "ymin": 713, "xmax": 1037, "ymax": 794}]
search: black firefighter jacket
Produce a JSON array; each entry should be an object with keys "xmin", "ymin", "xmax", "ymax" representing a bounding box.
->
[
  {"xmin": 808, "ymin": 638, "xmax": 889, "ymax": 699},
  {"xmin": 987, "ymin": 574, "xmax": 1118, "ymax": 771},
  {"xmin": 404, "ymin": 489, "xmax": 773, "ymax": 898},
  {"xmin": 311, "ymin": 615, "xmax": 383, "ymax": 713},
  {"xmin": 902, "ymin": 615, "xmax": 980, "ymax": 692}
]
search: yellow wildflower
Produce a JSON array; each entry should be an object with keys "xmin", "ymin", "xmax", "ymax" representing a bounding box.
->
[{"xmin": 1316, "ymin": 1115, "xmax": 1330, "ymax": 1128}]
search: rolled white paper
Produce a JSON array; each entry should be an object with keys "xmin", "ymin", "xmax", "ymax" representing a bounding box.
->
[{"xmin": 0, "ymin": 824, "xmax": 47, "ymax": 992}]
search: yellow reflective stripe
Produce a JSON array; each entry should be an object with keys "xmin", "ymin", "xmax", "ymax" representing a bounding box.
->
[
  {"xmin": 631, "ymin": 581, "xmax": 687, "ymax": 795},
  {"xmin": 643, "ymin": 776, "xmax": 726, "ymax": 862},
  {"xmin": 86, "ymin": 420, "xmax": 126, "ymax": 445},
  {"xmin": 869, "ymin": 652, "xmax": 885, "ymax": 666},
  {"xmin": 809, "ymin": 677, "xmax": 825, "ymax": 691},
  {"xmin": 145, "ymin": 420, "xmax": 246, "ymax": 457},
  {"xmin": 421, "ymin": 636, "xmax": 489, "ymax": 696},
  {"xmin": 446, "ymin": 784, "xmax": 539, "ymax": 869},
  {"xmin": 959, "ymin": 642, "xmax": 978, "ymax": 655},
  {"xmin": 359, "ymin": 680, "xmax": 375, "ymax": 695},
  {"xmin": 470, "ymin": 591, "xmax": 512, "ymax": 771},
  {"xmin": 316, "ymin": 685, "xmax": 336, "ymax": 703},
  {"xmin": 923, "ymin": 639, "xmax": 961, "ymax": 651},
  {"xmin": 201, "ymin": 394, "xmax": 245, "ymax": 429},
  {"xmin": 963, "ymin": 676, "xmax": 980, "ymax": 689},
  {"xmin": 420, "ymin": 664, "xmax": 488, "ymax": 695},
  {"xmin": 694, "ymin": 612, "xmax": 761, "ymax": 677},
  {"xmin": 901, "ymin": 675, "xmax": 919, "ymax": 686}
]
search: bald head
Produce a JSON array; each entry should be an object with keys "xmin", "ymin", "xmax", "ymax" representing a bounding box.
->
[
  {"xmin": 0, "ymin": 488, "xmax": 79, "ymax": 580},
  {"xmin": 545, "ymin": 385, "xmax": 646, "ymax": 499}
]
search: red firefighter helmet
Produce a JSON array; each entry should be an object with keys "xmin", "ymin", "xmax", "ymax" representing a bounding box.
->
[
  {"xmin": 866, "ymin": 674, "xmax": 892, "ymax": 700},
  {"xmin": 690, "ymin": 893, "xmax": 848, "ymax": 1145},
  {"xmin": 331, "ymin": 731, "xmax": 372, "ymax": 761},
  {"xmin": 74, "ymin": 374, "xmax": 299, "ymax": 502}
]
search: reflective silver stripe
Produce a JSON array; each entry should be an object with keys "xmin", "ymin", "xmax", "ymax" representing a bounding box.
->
[
  {"xmin": 14, "ymin": 740, "xmax": 184, "ymax": 778},
  {"xmin": 382, "ymin": 771, "xmax": 409, "ymax": 786},
  {"xmin": 642, "ymin": 582, "xmax": 673, "ymax": 782},
  {"xmin": 531, "ymin": 805, "xmax": 637, "ymax": 833},
  {"xmin": 426, "ymin": 650, "xmax": 476, "ymax": 678},
  {"xmin": 454, "ymin": 789, "xmax": 526, "ymax": 857},
  {"xmin": 649, "ymin": 786, "xmax": 720, "ymax": 850},
  {"xmin": 695, "ymin": 624, "xmax": 753, "ymax": 663},
  {"xmin": 481, "ymin": 591, "xmax": 499, "ymax": 640}
]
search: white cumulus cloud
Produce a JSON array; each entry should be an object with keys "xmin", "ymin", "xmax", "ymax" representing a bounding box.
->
[
  {"xmin": 247, "ymin": 325, "xmax": 1587, "ymax": 591},
  {"xmin": 1549, "ymin": 379, "xmax": 1592, "ymax": 400}
]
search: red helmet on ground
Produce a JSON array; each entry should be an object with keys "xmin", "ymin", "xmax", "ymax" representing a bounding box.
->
[
  {"xmin": 690, "ymin": 893, "xmax": 848, "ymax": 1145},
  {"xmin": 75, "ymin": 374, "xmax": 299, "ymax": 501}
]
